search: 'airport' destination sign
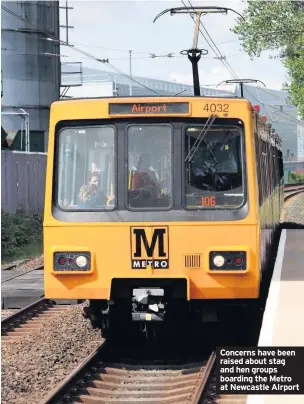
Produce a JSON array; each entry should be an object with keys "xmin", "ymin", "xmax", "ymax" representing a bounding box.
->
[{"xmin": 109, "ymin": 102, "xmax": 189, "ymax": 115}]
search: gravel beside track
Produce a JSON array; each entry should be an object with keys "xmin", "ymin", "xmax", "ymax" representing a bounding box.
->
[
  {"xmin": 2, "ymin": 302, "xmax": 70, "ymax": 343},
  {"xmin": 284, "ymin": 192, "xmax": 304, "ymax": 225},
  {"xmin": 1, "ymin": 303, "xmax": 103, "ymax": 404},
  {"xmin": 1, "ymin": 254, "xmax": 43, "ymax": 272},
  {"xmin": 1, "ymin": 309, "xmax": 17, "ymax": 318},
  {"xmin": 16, "ymin": 254, "xmax": 44, "ymax": 271}
]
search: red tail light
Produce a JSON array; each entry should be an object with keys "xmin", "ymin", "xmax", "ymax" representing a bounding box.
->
[{"xmin": 58, "ymin": 257, "xmax": 67, "ymax": 265}]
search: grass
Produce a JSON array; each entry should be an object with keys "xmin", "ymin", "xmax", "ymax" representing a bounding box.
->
[
  {"xmin": 1, "ymin": 240, "xmax": 43, "ymax": 265},
  {"xmin": 1, "ymin": 208, "xmax": 43, "ymax": 264}
]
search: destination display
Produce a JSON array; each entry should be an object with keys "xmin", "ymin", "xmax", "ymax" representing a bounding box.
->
[
  {"xmin": 216, "ymin": 347, "xmax": 304, "ymax": 394},
  {"xmin": 109, "ymin": 102, "xmax": 190, "ymax": 115}
]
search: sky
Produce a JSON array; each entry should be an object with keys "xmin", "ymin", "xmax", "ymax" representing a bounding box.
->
[{"xmin": 59, "ymin": 0, "xmax": 288, "ymax": 92}]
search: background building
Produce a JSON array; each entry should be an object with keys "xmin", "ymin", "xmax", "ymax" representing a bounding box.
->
[
  {"xmin": 62, "ymin": 66, "xmax": 300, "ymax": 160},
  {"xmin": 1, "ymin": 1, "xmax": 60, "ymax": 152},
  {"xmin": 242, "ymin": 85, "xmax": 299, "ymax": 160},
  {"xmin": 1, "ymin": 1, "xmax": 301, "ymax": 159}
]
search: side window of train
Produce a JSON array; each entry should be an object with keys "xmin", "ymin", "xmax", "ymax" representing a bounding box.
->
[
  {"xmin": 274, "ymin": 147, "xmax": 279, "ymax": 187},
  {"xmin": 127, "ymin": 124, "xmax": 173, "ymax": 210},
  {"xmin": 57, "ymin": 126, "xmax": 116, "ymax": 211},
  {"xmin": 254, "ymin": 131, "xmax": 263, "ymax": 206},
  {"xmin": 279, "ymin": 150, "xmax": 284, "ymax": 179},
  {"xmin": 263, "ymin": 140, "xmax": 269, "ymax": 198}
]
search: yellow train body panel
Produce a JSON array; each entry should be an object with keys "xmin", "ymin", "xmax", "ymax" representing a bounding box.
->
[{"xmin": 44, "ymin": 223, "xmax": 259, "ymax": 300}]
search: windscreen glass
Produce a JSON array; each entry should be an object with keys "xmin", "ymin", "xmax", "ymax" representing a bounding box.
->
[
  {"xmin": 57, "ymin": 126, "xmax": 115, "ymax": 210},
  {"xmin": 127, "ymin": 124, "xmax": 172, "ymax": 210},
  {"xmin": 184, "ymin": 126, "xmax": 245, "ymax": 209}
]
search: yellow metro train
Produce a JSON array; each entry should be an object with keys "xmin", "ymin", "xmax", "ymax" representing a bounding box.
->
[{"xmin": 44, "ymin": 96, "xmax": 284, "ymax": 339}]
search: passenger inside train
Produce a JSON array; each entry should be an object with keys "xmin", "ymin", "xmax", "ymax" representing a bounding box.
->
[
  {"xmin": 127, "ymin": 125, "xmax": 172, "ymax": 209},
  {"xmin": 78, "ymin": 172, "xmax": 107, "ymax": 209},
  {"xmin": 132, "ymin": 153, "xmax": 161, "ymax": 195}
]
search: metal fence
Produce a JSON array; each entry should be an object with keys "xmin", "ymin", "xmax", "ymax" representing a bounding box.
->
[{"xmin": 1, "ymin": 151, "xmax": 47, "ymax": 213}]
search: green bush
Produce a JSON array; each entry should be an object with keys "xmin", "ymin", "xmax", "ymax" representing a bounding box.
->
[
  {"xmin": 289, "ymin": 171, "xmax": 304, "ymax": 184},
  {"xmin": 1, "ymin": 208, "xmax": 43, "ymax": 257}
]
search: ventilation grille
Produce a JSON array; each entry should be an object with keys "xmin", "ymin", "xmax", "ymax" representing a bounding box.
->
[{"xmin": 184, "ymin": 254, "xmax": 202, "ymax": 268}]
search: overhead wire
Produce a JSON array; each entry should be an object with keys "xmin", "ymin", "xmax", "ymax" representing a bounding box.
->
[
  {"xmin": 3, "ymin": 2, "xmax": 302, "ymax": 126},
  {"xmin": 4, "ymin": 30, "xmax": 182, "ymax": 58},
  {"xmin": 2, "ymin": 30, "xmax": 233, "ymax": 61},
  {"xmin": 1, "ymin": 4, "xmax": 162, "ymax": 95},
  {"xmin": 251, "ymin": 87, "xmax": 304, "ymax": 126},
  {"xmin": 181, "ymin": 0, "xmax": 286, "ymax": 128},
  {"xmin": 68, "ymin": 2, "xmax": 303, "ymax": 129},
  {"xmin": 1, "ymin": 48, "xmax": 192, "ymax": 61},
  {"xmin": 269, "ymin": 106, "xmax": 304, "ymax": 127}
]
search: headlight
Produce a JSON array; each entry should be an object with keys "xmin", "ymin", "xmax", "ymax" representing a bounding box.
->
[
  {"xmin": 76, "ymin": 255, "xmax": 87, "ymax": 268},
  {"xmin": 213, "ymin": 255, "xmax": 225, "ymax": 267}
]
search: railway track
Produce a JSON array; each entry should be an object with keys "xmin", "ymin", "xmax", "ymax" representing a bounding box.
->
[
  {"xmin": 1, "ymin": 297, "xmax": 69, "ymax": 343},
  {"xmin": 41, "ymin": 341, "xmax": 216, "ymax": 404},
  {"xmin": 1, "ymin": 265, "xmax": 44, "ymax": 284},
  {"xmin": 202, "ymin": 372, "xmax": 247, "ymax": 404},
  {"xmin": 284, "ymin": 183, "xmax": 304, "ymax": 201}
]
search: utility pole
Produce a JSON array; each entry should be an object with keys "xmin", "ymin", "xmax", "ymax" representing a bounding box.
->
[
  {"xmin": 59, "ymin": 1, "xmax": 74, "ymax": 45},
  {"xmin": 128, "ymin": 49, "xmax": 132, "ymax": 96},
  {"xmin": 153, "ymin": 6, "xmax": 244, "ymax": 97}
]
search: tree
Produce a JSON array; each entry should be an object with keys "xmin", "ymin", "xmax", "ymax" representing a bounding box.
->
[{"xmin": 232, "ymin": 1, "xmax": 304, "ymax": 118}]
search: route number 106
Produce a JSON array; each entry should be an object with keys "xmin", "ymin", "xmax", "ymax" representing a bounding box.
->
[{"xmin": 201, "ymin": 196, "xmax": 216, "ymax": 207}]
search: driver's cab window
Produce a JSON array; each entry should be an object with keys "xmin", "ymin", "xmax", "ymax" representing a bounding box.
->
[
  {"xmin": 57, "ymin": 126, "xmax": 115, "ymax": 210},
  {"xmin": 127, "ymin": 125, "xmax": 172, "ymax": 210},
  {"xmin": 184, "ymin": 126, "xmax": 244, "ymax": 209}
]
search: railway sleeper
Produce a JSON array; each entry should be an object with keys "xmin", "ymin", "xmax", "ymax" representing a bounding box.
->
[{"xmin": 75, "ymin": 392, "xmax": 194, "ymax": 403}]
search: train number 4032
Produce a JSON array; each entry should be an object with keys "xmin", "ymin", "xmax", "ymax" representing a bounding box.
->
[{"xmin": 203, "ymin": 104, "xmax": 229, "ymax": 113}]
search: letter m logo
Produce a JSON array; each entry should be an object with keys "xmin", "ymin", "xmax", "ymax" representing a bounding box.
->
[{"xmin": 131, "ymin": 226, "xmax": 169, "ymax": 266}]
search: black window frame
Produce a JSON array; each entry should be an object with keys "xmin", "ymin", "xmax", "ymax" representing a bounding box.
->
[
  {"xmin": 181, "ymin": 123, "xmax": 248, "ymax": 211},
  {"xmin": 124, "ymin": 122, "xmax": 174, "ymax": 212},
  {"xmin": 53, "ymin": 124, "xmax": 118, "ymax": 213},
  {"xmin": 52, "ymin": 118, "xmax": 250, "ymax": 223}
]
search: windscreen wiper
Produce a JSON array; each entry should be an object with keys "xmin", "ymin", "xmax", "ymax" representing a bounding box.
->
[{"xmin": 185, "ymin": 114, "xmax": 217, "ymax": 163}]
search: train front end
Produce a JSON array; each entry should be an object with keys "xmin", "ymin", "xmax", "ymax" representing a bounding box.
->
[{"xmin": 44, "ymin": 97, "xmax": 260, "ymax": 338}]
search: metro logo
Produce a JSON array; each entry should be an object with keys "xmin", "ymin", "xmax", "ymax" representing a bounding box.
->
[{"xmin": 131, "ymin": 226, "xmax": 169, "ymax": 269}]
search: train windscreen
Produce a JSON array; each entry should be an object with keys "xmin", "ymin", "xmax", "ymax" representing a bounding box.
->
[
  {"xmin": 184, "ymin": 126, "xmax": 245, "ymax": 209},
  {"xmin": 56, "ymin": 126, "xmax": 116, "ymax": 210},
  {"xmin": 127, "ymin": 124, "xmax": 172, "ymax": 210}
]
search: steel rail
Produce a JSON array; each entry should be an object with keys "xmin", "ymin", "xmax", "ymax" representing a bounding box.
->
[
  {"xmin": 39, "ymin": 340, "xmax": 107, "ymax": 404},
  {"xmin": 190, "ymin": 351, "xmax": 216, "ymax": 404},
  {"xmin": 1, "ymin": 297, "xmax": 49, "ymax": 328}
]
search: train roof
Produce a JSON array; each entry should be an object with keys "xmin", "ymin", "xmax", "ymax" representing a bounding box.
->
[{"xmin": 55, "ymin": 95, "xmax": 247, "ymax": 102}]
